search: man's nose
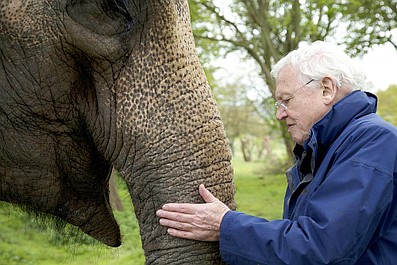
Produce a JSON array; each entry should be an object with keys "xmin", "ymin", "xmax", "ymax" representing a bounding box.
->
[{"xmin": 276, "ymin": 107, "xmax": 287, "ymax": 120}]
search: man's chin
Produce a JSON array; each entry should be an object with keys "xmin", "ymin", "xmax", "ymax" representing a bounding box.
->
[{"xmin": 290, "ymin": 133, "xmax": 306, "ymax": 146}]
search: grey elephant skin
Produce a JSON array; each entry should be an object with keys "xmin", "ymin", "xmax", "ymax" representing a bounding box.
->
[{"xmin": 0, "ymin": 0, "xmax": 236, "ymax": 264}]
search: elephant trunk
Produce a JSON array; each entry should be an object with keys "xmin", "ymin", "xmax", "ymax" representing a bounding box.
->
[
  {"xmin": 111, "ymin": 53, "xmax": 236, "ymax": 262},
  {"xmin": 110, "ymin": 72, "xmax": 236, "ymax": 263},
  {"xmin": 122, "ymin": 123, "xmax": 235, "ymax": 264},
  {"xmin": 102, "ymin": 1, "xmax": 236, "ymax": 263}
]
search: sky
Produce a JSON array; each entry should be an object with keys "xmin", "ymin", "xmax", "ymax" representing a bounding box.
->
[
  {"xmin": 213, "ymin": 42, "xmax": 397, "ymax": 95},
  {"xmin": 357, "ymin": 42, "xmax": 397, "ymax": 91}
]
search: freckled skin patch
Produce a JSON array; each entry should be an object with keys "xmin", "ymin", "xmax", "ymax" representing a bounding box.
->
[
  {"xmin": 0, "ymin": 0, "xmax": 26, "ymax": 24},
  {"xmin": 0, "ymin": 0, "xmax": 235, "ymax": 263},
  {"xmin": 0, "ymin": 0, "xmax": 58, "ymax": 46}
]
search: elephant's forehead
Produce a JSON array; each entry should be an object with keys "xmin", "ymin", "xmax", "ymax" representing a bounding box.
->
[
  {"xmin": 0, "ymin": 0, "xmax": 29, "ymax": 30},
  {"xmin": 0, "ymin": 0, "xmax": 26, "ymax": 18},
  {"xmin": 0, "ymin": 0, "xmax": 58, "ymax": 45}
]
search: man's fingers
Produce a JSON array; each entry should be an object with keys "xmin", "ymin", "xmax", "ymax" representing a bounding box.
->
[
  {"xmin": 159, "ymin": 217, "xmax": 194, "ymax": 231},
  {"xmin": 156, "ymin": 209, "xmax": 194, "ymax": 223},
  {"xmin": 160, "ymin": 203, "xmax": 197, "ymax": 214},
  {"xmin": 167, "ymin": 228, "xmax": 198, "ymax": 240},
  {"xmin": 159, "ymin": 184, "xmax": 220, "ymax": 213},
  {"xmin": 199, "ymin": 184, "xmax": 218, "ymax": 203},
  {"xmin": 156, "ymin": 184, "xmax": 227, "ymax": 242}
]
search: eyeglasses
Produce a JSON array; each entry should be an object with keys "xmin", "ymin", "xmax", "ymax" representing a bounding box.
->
[{"xmin": 274, "ymin": 79, "xmax": 315, "ymax": 110}]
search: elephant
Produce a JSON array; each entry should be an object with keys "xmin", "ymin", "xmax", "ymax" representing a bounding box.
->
[{"xmin": 0, "ymin": 0, "xmax": 236, "ymax": 264}]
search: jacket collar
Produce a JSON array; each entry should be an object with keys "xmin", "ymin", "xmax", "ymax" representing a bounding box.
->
[{"xmin": 295, "ymin": 90, "xmax": 378, "ymax": 164}]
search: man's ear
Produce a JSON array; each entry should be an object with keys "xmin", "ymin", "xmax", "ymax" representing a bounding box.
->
[{"xmin": 321, "ymin": 77, "xmax": 338, "ymax": 105}]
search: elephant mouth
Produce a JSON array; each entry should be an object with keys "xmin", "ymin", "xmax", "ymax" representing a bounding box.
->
[{"xmin": 55, "ymin": 193, "xmax": 122, "ymax": 247}]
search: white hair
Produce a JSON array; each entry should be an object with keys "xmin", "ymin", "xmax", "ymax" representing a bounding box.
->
[{"xmin": 271, "ymin": 41, "xmax": 367, "ymax": 90}]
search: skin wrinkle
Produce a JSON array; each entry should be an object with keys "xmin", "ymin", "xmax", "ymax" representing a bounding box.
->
[
  {"xmin": 2, "ymin": 50, "xmax": 73, "ymax": 135},
  {"xmin": 137, "ymin": 135, "xmax": 226, "ymax": 182},
  {"xmin": 142, "ymin": 118, "xmax": 224, "ymax": 161},
  {"xmin": 137, "ymin": 156, "xmax": 232, "ymax": 198}
]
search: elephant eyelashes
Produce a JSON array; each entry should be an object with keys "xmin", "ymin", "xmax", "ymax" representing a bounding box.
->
[{"xmin": 100, "ymin": 0, "xmax": 135, "ymax": 28}]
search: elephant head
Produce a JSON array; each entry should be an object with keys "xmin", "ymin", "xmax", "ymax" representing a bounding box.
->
[{"xmin": 0, "ymin": 0, "xmax": 235, "ymax": 264}]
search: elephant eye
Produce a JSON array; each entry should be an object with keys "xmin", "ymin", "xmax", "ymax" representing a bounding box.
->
[
  {"xmin": 66, "ymin": 0, "xmax": 149, "ymax": 35},
  {"xmin": 100, "ymin": 0, "xmax": 134, "ymax": 27}
]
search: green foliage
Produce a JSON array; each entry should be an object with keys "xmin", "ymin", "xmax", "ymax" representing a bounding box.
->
[
  {"xmin": 0, "ymin": 159, "xmax": 286, "ymax": 264},
  {"xmin": 215, "ymin": 81, "xmax": 267, "ymax": 137},
  {"xmin": 340, "ymin": 0, "xmax": 397, "ymax": 56},
  {"xmin": 376, "ymin": 84, "xmax": 397, "ymax": 125}
]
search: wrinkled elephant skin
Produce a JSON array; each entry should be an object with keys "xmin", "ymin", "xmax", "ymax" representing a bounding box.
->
[{"xmin": 0, "ymin": 0, "xmax": 235, "ymax": 264}]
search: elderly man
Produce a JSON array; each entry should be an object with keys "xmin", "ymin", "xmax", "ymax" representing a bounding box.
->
[{"xmin": 156, "ymin": 41, "xmax": 397, "ymax": 264}]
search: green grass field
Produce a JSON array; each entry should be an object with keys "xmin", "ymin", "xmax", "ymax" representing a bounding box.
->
[{"xmin": 0, "ymin": 159, "xmax": 287, "ymax": 265}]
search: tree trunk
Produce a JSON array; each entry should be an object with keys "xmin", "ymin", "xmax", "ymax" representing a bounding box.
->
[{"xmin": 240, "ymin": 137, "xmax": 252, "ymax": 162}]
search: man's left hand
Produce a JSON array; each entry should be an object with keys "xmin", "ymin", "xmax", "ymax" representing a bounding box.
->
[{"xmin": 156, "ymin": 184, "xmax": 230, "ymax": 241}]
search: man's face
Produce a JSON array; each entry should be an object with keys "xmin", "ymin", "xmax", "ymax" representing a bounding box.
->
[{"xmin": 275, "ymin": 67, "xmax": 329, "ymax": 145}]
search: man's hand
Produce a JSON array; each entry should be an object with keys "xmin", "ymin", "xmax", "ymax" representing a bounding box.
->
[{"xmin": 156, "ymin": 184, "xmax": 230, "ymax": 241}]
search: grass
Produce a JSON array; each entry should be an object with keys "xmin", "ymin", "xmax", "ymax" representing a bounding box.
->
[
  {"xmin": 232, "ymin": 158, "xmax": 286, "ymax": 220},
  {"xmin": 0, "ymin": 158, "xmax": 287, "ymax": 265}
]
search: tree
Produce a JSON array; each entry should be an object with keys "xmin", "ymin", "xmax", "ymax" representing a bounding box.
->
[
  {"xmin": 376, "ymin": 84, "xmax": 397, "ymax": 125},
  {"xmin": 214, "ymin": 79, "xmax": 269, "ymax": 161},
  {"xmin": 189, "ymin": 0, "xmax": 397, "ymax": 163},
  {"xmin": 341, "ymin": 0, "xmax": 397, "ymax": 55}
]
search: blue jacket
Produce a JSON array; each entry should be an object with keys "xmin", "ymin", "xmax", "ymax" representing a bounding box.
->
[{"xmin": 220, "ymin": 91, "xmax": 397, "ymax": 265}]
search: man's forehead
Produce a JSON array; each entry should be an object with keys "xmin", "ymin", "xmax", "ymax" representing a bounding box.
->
[
  {"xmin": 275, "ymin": 67, "xmax": 299, "ymax": 96},
  {"xmin": 277, "ymin": 66, "xmax": 299, "ymax": 82}
]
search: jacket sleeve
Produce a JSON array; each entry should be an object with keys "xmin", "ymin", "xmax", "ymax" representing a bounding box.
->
[{"xmin": 219, "ymin": 159, "xmax": 394, "ymax": 265}]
